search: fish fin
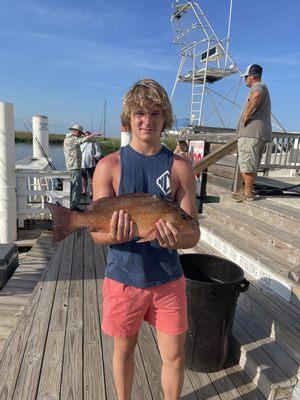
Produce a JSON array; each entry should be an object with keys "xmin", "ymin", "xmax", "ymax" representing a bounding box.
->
[
  {"xmin": 46, "ymin": 203, "xmax": 78, "ymax": 243},
  {"xmin": 136, "ymin": 228, "xmax": 157, "ymax": 243}
]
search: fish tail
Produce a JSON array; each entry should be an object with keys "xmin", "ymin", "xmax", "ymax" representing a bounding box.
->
[{"xmin": 47, "ymin": 203, "xmax": 78, "ymax": 243}]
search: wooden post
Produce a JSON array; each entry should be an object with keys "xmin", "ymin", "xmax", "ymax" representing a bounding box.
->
[{"xmin": 0, "ymin": 102, "xmax": 17, "ymax": 242}]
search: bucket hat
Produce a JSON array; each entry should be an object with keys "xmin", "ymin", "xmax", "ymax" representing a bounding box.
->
[{"xmin": 69, "ymin": 124, "xmax": 84, "ymax": 133}]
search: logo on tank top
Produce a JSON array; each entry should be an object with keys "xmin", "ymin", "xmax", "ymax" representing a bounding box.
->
[{"xmin": 156, "ymin": 171, "xmax": 171, "ymax": 195}]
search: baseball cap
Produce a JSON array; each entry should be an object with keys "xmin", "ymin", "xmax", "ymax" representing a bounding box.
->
[{"xmin": 241, "ymin": 64, "xmax": 263, "ymax": 77}]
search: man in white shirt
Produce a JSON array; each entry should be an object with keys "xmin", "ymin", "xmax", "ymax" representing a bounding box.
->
[{"xmin": 81, "ymin": 131, "xmax": 102, "ymax": 196}]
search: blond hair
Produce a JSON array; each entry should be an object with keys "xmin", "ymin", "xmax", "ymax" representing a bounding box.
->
[{"xmin": 121, "ymin": 79, "xmax": 174, "ymax": 132}]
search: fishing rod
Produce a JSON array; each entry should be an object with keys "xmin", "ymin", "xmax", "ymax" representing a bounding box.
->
[
  {"xmin": 24, "ymin": 120, "xmax": 56, "ymax": 169},
  {"xmin": 23, "ymin": 120, "xmax": 63, "ymax": 188}
]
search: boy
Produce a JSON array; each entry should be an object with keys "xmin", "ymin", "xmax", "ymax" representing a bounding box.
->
[{"xmin": 91, "ymin": 79, "xmax": 200, "ymax": 400}]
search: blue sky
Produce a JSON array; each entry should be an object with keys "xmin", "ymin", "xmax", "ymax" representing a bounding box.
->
[{"xmin": 1, "ymin": 0, "xmax": 300, "ymax": 136}]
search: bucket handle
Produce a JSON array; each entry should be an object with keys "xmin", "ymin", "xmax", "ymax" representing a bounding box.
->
[{"xmin": 238, "ymin": 278, "xmax": 249, "ymax": 292}]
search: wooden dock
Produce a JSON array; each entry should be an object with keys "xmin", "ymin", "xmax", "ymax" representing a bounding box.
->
[{"xmin": 0, "ymin": 229, "xmax": 269, "ymax": 400}]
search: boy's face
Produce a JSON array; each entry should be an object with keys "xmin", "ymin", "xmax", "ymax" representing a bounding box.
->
[{"xmin": 130, "ymin": 104, "xmax": 164, "ymax": 142}]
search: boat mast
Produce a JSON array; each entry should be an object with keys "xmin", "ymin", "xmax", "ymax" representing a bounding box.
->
[{"xmin": 100, "ymin": 100, "xmax": 107, "ymax": 138}]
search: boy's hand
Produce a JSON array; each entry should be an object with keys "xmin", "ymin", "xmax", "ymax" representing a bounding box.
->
[
  {"xmin": 109, "ymin": 210, "xmax": 135, "ymax": 243},
  {"xmin": 155, "ymin": 219, "xmax": 179, "ymax": 248}
]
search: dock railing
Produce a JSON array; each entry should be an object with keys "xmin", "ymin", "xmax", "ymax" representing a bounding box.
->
[
  {"xmin": 16, "ymin": 169, "xmax": 71, "ymax": 227},
  {"xmin": 261, "ymin": 132, "xmax": 300, "ymax": 175},
  {"xmin": 186, "ymin": 129, "xmax": 300, "ymax": 192}
]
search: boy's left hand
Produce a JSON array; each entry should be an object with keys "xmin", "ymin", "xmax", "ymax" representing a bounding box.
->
[{"xmin": 156, "ymin": 219, "xmax": 179, "ymax": 248}]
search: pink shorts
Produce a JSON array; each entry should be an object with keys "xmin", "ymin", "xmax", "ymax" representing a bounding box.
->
[{"xmin": 102, "ymin": 276, "xmax": 188, "ymax": 337}]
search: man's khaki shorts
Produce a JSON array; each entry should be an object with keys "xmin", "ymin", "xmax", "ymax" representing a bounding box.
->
[{"xmin": 237, "ymin": 137, "xmax": 267, "ymax": 173}]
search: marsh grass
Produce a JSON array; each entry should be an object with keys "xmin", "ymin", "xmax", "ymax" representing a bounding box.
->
[{"xmin": 15, "ymin": 131, "xmax": 177, "ymax": 155}]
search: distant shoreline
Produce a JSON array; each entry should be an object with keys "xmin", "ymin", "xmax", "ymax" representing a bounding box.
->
[
  {"xmin": 15, "ymin": 131, "xmax": 177, "ymax": 153},
  {"xmin": 15, "ymin": 131, "xmax": 65, "ymax": 143},
  {"xmin": 15, "ymin": 131, "xmax": 122, "ymax": 156}
]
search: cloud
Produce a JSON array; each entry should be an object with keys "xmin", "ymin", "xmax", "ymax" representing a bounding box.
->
[
  {"xmin": 19, "ymin": 1, "xmax": 136, "ymax": 27},
  {"xmin": 236, "ymin": 50, "xmax": 300, "ymax": 68}
]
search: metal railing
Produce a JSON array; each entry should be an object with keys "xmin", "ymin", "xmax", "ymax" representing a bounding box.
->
[{"xmin": 16, "ymin": 169, "xmax": 71, "ymax": 228}]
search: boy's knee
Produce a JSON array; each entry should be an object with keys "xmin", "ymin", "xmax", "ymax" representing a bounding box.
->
[
  {"xmin": 162, "ymin": 352, "xmax": 185, "ymax": 369},
  {"xmin": 114, "ymin": 349, "xmax": 134, "ymax": 363}
]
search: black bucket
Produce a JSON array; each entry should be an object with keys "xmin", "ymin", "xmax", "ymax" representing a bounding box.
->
[{"xmin": 180, "ymin": 253, "xmax": 249, "ymax": 372}]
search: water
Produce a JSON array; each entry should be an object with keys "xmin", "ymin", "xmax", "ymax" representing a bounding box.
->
[{"xmin": 15, "ymin": 142, "xmax": 66, "ymax": 170}]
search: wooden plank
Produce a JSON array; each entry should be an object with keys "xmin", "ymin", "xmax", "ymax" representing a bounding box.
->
[
  {"xmin": 244, "ymin": 274, "xmax": 300, "ymax": 323},
  {"xmin": 0, "ymin": 253, "xmax": 48, "ymax": 398},
  {"xmin": 206, "ymin": 174, "xmax": 234, "ymax": 191},
  {"xmin": 200, "ymin": 210, "xmax": 297, "ymax": 281},
  {"xmin": 185, "ymin": 369, "xmax": 221, "ymax": 400},
  {"xmin": 0, "ymin": 325, "xmax": 19, "ymax": 336},
  {"xmin": 4, "ymin": 279, "xmax": 38, "ymax": 291},
  {"xmin": 0, "ymin": 307, "xmax": 23, "ymax": 317},
  {"xmin": 225, "ymin": 364, "xmax": 265, "ymax": 400},
  {"xmin": 36, "ymin": 233, "xmax": 75, "ymax": 399},
  {"xmin": 205, "ymin": 186, "xmax": 300, "ymax": 235},
  {"xmin": 237, "ymin": 292, "xmax": 300, "ymax": 363},
  {"xmin": 83, "ymin": 231, "xmax": 106, "ymax": 400},
  {"xmin": 11, "ymin": 273, "xmax": 42, "ymax": 283},
  {"xmin": 208, "ymin": 164, "xmax": 236, "ymax": 179},
  {"xmin": 235, "ymin": 307, "xmax": 298, "ymax": 382},
  {"xmin": 232, "ymin": 319, "xmax": 292, "ymax": 399},
  {"xmin": 203, "ymin": 204, "xmax": 300, "ymax": 265},
  {"xmin": 11, "ymin": 241, "xmax": 65, "ymax": 400},
  {"xmin": 0, "ymin": 314, "xmax": 19, "ymax": 327},
  {"xmin": 0, "ymin": 296, "xmax": 40, "ymax": 398},
  {"xmin": 60, "ymin": 230, "xmax": 84, "ymax": 400},
  {"xmin": 0, "ymin": 294, "xmax": 32, "ymax": 306},
  {"xmin": 208, "ymin": 368, "xmax": 243, "ymax": 400},
  {"xmin": 215, "ymin": 155, "xmax": 237, "ymax": 167},
  {"xmin": 193, "ymin": 140, "xmax": 237, "ymax": 174}
]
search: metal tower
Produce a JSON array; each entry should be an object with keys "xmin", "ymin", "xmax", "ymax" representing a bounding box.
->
[{"xmin": 170, "ymin": 1, "xmax": 239, "ymax": 128}]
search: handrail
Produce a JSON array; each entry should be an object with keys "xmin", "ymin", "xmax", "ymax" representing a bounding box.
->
[
  {"xmin": 16, "ymin": 169, "xmax": 72, "ymax": 228},
  {"xmin": 192, "ymin": 139, "xmax": 237, "ymax": 173}
]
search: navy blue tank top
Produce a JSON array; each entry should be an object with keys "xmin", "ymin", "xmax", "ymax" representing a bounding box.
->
[{"xmin": 105, "ymin": 144, "xmax": 183, "ymax": 288}]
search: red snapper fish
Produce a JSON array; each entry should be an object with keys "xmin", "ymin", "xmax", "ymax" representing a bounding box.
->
[{"xmin": 47, "ymin": 192, "xmax": 198, "ymax": 244}]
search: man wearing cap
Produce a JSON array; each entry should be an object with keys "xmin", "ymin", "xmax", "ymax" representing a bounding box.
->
[
  {"xmin": 64, "ymin": 124, "xmax": 95, "ymax": 209},
  {"xmin": 233, "ymin": 64, "xmax": 272, "ymax": 202}
]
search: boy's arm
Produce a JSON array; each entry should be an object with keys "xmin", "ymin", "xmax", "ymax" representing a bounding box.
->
[
  {"xmin": 156, "ymin": 157, "xmax": 200, "ymax": 249},
  {"xmin": 90, "ymin": 153, "xmax": 134, "ymax": 245}
]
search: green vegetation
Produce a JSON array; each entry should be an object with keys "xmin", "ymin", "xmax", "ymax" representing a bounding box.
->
[
  {"xmin": 15, "ymin": 131, "xmax": 65, "ymax": 143},
  {"xmin": 98, "ymin": 138, "xmax": 120, "ymax": 156},
  {"xmin": 15, "ymin": 131, "xmax": 121, "ymax": 156},
  {"xmin": 15, "ymin": 131, "xmax": 177, "ymax": 155},
  {"xmin": 162, "ymin": 135, "xmax": 177, "ymax": 152}
]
